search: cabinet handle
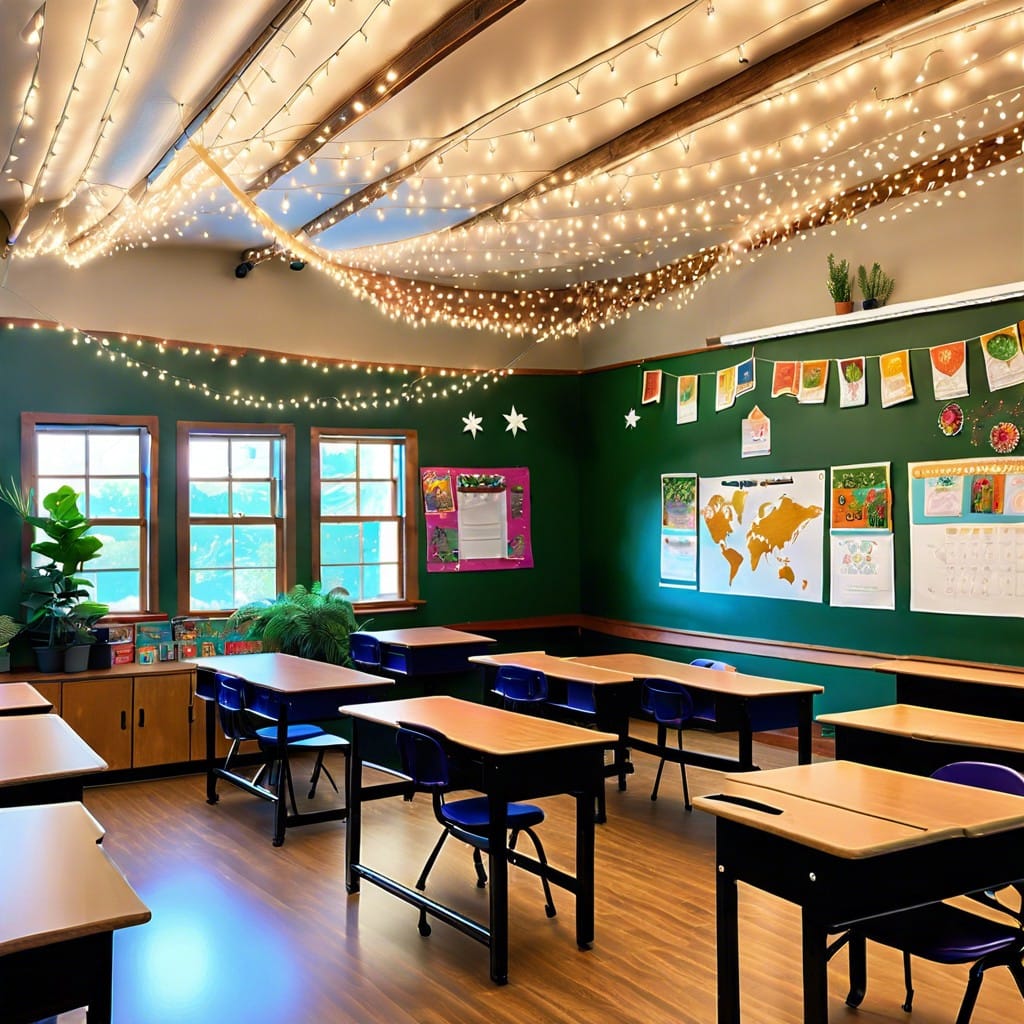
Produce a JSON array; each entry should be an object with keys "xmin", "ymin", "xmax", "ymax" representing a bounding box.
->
[
  {"xmin": 138, "ymin": 708, "xmax": 145, "ymax": 728},
  {"xmin": 120, "ymin": 710, "xmax": 127, "ymax": 731}
]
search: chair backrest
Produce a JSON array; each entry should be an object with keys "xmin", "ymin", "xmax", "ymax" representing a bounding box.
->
[
  {"xmin": 493, "ymin": 664, "xmax": 548, "ymax": 703},
  {"xmin": 215, "ymin": 672, "xmax": 262, "ymax": 741},
  {"xmin": 396, "ymin": 725, "xmax": 450, "ymax": 790},
  {"xmin": 931, "ymin": 760, "xmax": 1024, "ymax": 796},
  {"xmin": 641, "ymin": 679, "xmax": 695, "ymax": 723},
  {"xmin": 350, "ymin": 633, "xmax": 382, "ymax": 668},
  {"xmin": 690, "ymin": 658, "xmax": 735, "ymax": 672}
]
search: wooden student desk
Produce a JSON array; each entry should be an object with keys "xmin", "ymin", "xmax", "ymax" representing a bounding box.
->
[
  {"xmin": 340, "ymin": 695, "xmax": 614, "ymax": 985},
  {"xmin": 818, "ymin": 703, "xmax": 1024, "ymax": 776},
  {"xmin": 191, "ymin": 653, "xmax": 393, "ymax": 846},
  {"xmin": 349, "ymin": 626, "xmax": 496, "ymax": 677},
  {"xmin": 469, "ymin": 650, "xmax": 635, "ymax": 796},
  {"xmin": 874, "ymin": 657, "xmax": 1024, "ymax": 720},
  {"xmin": 571, "ymin": 653, "xmax": 822, "ymax": 771},
  {"xmin": 0, "ymin": 713, "xmax": 106, "ymax": 808},
  {"xmin": 694, "ymin": 760, "xmax": 1024, "ymax": 1024},
  {"xmin": 0, "ymin": 681, "xmax": 53, "ymax": 716},
  {"xmin": 0, "ymin": 801, "xmax": 150, "ymax": 1023}
]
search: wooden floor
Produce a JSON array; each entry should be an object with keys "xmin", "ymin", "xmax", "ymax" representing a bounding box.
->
[{"xmin": 60, "ymin": 724, "xmax": 1022, "ymax": 1024}]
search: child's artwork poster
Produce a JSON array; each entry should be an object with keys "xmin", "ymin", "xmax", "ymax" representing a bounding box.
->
[
  {"xmin": 879, "ymin": 349, "xmax": 914, "ymax": 408},
  {"xmin": 741, "ymin": 406, "xmax": 770, "ymax": 458},
  {"xmin": 908, "ymin": 457, "xmax": 1024, "ymax": 616},
  {"xmin": 715, "ymin": 364, "xmax": 736, "ymax": 411},
  {"xmin": 980, "ymin": 323, "xmax": 1024, "ymax": 392},
  {"xmin": 771, "ymin": 361, "xmax": 798, "ymax": 398},
  {"xmin": 929, "ymin": 341, "xmax": 969, "ymax": 400},
  {"xmin": 837, "ymin": 357, "xmax": 866, "ymax": 408},
  {"xmin": 676, "ymin": 374, "xmax": 698, "ymax": 424},
  {"xmin": 735, "ymin": 358, "xmax": 756, "ymax": 397},
  {"xmin": 660, "ymin": 473, "xmax": 698, "ymax": 588},
  {"xmin": 421, "ymin": 466, "xmax": 533, "ymax": 573},
  {"xmin": 797, "ymin": 360, "xmax": 828, "ymax": 404},
  {"xmin": 642, "ymin": 369, "xmax": 663, "ymax": 405},
  {"xmin": 829, "ymin": 464, "xmax": 894, "ymax": 609},
  {"xmin": 830, "ymin": 463, "xmax": 892, "ymax": 531}
]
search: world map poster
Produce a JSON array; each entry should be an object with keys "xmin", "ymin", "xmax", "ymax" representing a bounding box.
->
[{"xmin": 698, "ymin": 470, "xmax": 825, "ymax": 602}]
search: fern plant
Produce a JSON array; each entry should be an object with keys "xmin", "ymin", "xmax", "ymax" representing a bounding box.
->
[
  {"xmin": 856, "ymin": 262, "xmax": 895, "ymax": 305},
  {"xmin": 826, "ymin": 253, "xmax": 852, "ymax": 302},
  {"xmin": 228, "ymin": 582, "xmax": 362, "ymax": 665}
]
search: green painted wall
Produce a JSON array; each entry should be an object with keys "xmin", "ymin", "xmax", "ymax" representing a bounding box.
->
[
  {"xmin": 0, "ymin": 328, "xmax": 582, "ymax": 629},
  {"xmin": 579, "ymin": 296, "xmax": 1024, "ymax": 711}
]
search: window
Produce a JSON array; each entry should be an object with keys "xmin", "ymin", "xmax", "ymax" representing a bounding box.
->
[
  {"xmin": 312, "ymin": 428, "xmax": 419, "ymax": 608},
  {"xmin": 21, "ymin": 413, "xmax": 157, "ymax": 614},
  {"xmin": 178, "ymin": 423, "xmax": 295, "ymax": 613}
]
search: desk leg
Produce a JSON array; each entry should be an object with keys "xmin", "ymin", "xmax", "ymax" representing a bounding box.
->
[
  {"xmin": 716, "ymin": 860, "xmax": 740, "ymax": 1024},
  {"xmin": 576, "ymin": 784, "xmax": 596, "ymax": 950},
  {"xmin": 346, "ymin": 726, "xmax": 363, "ymax": 894},
  {"xmin": 487, "ymin": 788, "xmax": 509, "ymax": 985},
  {"xmin": 801, "ymin": 909, "xmax": 829, "ymax": 1024},
  {"xmin": 797, "ymin": 696, "xmax": 813, "ymax": 765},
  {"xmin": 737, "ymin": 700, "xmax": 755, "ymax": 772},
  {"xmin": 204, "ymin": 695, "xmax": 218, "ymax": 805},
  {"xmin": 272, "ymin": 707, "xmax": 289, "ymax": 847}
]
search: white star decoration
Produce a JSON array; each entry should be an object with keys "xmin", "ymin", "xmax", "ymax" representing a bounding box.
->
[
  {"xmin": 462, "ymin": 411, "xmax": 483, "ymax": 438},
  {"xmin": 625, "ymin": 408, "xmax": 640, "ymax": 429},
  {"xmin": 503, "ymin": 405, "xmax": 528, "ymax": 437}
]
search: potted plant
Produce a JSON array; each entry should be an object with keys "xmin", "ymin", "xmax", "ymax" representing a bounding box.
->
[
  {"xmin": 827, "ymin": 253, "xmax": 853, "ymax": 314},
  {"xmin": 0, "ymin": 614, "xmax": 23, "ymax": 672},
  {"xmin": 0, "ymin": 482, "xmax": 109, "ymax": 672},
  {"xmin": 227, "ymin": 582, "xmax": 362, "ymax": 665},
  {"xmin": 857, "ymin": 262, "xmax": 895, "ymax": 310}
]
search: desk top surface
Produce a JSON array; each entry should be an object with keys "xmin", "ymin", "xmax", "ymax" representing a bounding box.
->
[
  {"xmin": 352, "ymin": 627, "xmax": 495, "ymax": 648},
  {"xmin": 0, "ymin": 714, "xmax": 106, "ymax": 784},
  {"xmin": 0, "ymin": 801, "xmax": 150, "ymax": 955},
  {"xmin": 340, "ymin": 695, "xmax": 617, "ymax": 755},
  {"xmin": 0, "ymin": 681, "xmax": 53, "ymax": 715},
  {"xmin": 190, "ymin": 652, "xmax": 392, "ymax": 694},
  {"xmin": 571, "ymin": 653, "xmax": 823, "ymax": 697},
  {"xmin": 694, "ymin": 760, "xmax": 1024, "ymax": 858},
  {"xmin": 469, "ymin": 651, "xmax": 634, "ymax": 684},
  {"xmin": 874, "ymin": 658, "xmax": 1024, "ymax": 689},
  {"xmin": 818, "ymin": 703, "xmax": 1024, "ymax": 751}
]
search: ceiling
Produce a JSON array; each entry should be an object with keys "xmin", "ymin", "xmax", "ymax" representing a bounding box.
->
[{"xmin": 1, "ymin": 0, "xmax": 1022, "ymax": 340}]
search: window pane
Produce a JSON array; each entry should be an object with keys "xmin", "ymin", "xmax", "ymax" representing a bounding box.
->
[
  {"xmin": 233, "ymin": 525, "xmax": 276, "ymax": 568},
  {"xmin": 377, "ymin": 521, "xmax": 399, "ymax": 560},
  {"xmin": 38, "ymin": 434, "xmax": 85, "ymax": 475},
  {"xmin": 324, "ymin": 564, "xmax": 361, "ymax": 600},
  {"xmin": 86, "ymin": 571, "xmax": 140, "ymax": 611},
  {"xmin": 376, "ymin": 563, "xmax": 399, "ymax": 598},
  {"xmin": 190, "ymin": 570, "xmax": 233, "ymax": 611},
  {"xmin": 321, "ymin": 482, "xmax": 357, "ymax": 516},
  {"xmin": 89, "ymin": 434, "xmax": 139, "ymax": 474},
  {"xmin": 320, "ymin": 442, "xmax": 357, "ymax": 478},
  {"xmin": 234, "ymin": 568, "xmax": 276, "ymax": 605},
  {"xmin": 232, "ymin": 481, "xmax": 271, "ymax": 517},
  {"xmin": 359, "ymin": 482, "xmax": 393, "ymax": 516},
  {"xmin": 91, "ymin": 525, "xmax": 140, "ymax": 570},
  {"xmin": 190, "ymin": 481, "xmax": 229, "ymax": 516},
  {"xmin": 231, "ymin": 439, "xmax": 270, "ymax": 479},
  {"xmin": 38, "ymin": 478, "xmax": 85, "ymax": 509},
  {"xmin": 89, "ymin": 478, "xmax": 139, "ymax": 518},
  {"xmin": 190, "ymin": 438, "xmax": 229, "ymax": 477},
  {"xmin": 360, "ymin": 443, "xmax": 393, "ymax": 478},
  {"xmin": 321, "ymin": 523, "xmax": 360, "ymax": 564},
  {"xmin": 191, "ymin": 525, "xmax": 233, "ymax": 569}
]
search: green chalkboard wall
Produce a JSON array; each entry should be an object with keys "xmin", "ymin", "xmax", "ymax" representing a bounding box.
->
[
  {"xmin": 578, "ymin": 296, "xmax": 1024, "ymax": 684},
  {"xmin": 0, "ymin": 327, "xmax": 582, "ymax": 630}
]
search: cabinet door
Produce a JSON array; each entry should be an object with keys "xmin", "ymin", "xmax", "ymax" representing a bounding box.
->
[
  {"xmin": 32, "ymin": 681, "xmax": 61, "ymax": 714},
  {"xmin": 134, "ymin": 674, "xmax": 192, "ymax": 768},
  {"xmin": 61, "ymin": 677, "xmax": 133, "ymax": 771}
]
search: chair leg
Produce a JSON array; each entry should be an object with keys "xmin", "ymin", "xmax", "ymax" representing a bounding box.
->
[
  {"xmin": 676, "ymin": 727, "xmax": 691, "ymax": 811},
  {"xmin": 845, "ymin": 932, "xmax": 867, "ymax": 1008},
  {"xmin": 308, "ymin": 751, "xmax": 325, "ymax": 799},
  {"xmin": 282, "ymin": 757, "xmax": 299, "ymax": 818},
  {"xmin": 417, "ymin": 829, "xmax": 449, "ymax": 891},
  {"xmin": 471, "ymin": 846, "xmax": 488, "ymax": 888},
  {"xmin": 901, "ymin": 951, "xmax": 915, "ymax": 1012},
  {"xmin": 954, "ymin": 963, "xmax": 986, "ymax": 1024},
  {"xmin": 650, "ymin": 724, "xmax": 667, "ymax": 801},
  {"xmin": 522, "ymin": 826, "xmax": 556, "ymax": 918}
]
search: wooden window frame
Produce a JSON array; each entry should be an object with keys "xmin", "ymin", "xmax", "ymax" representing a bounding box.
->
[
  {"xmin": 311, "ymin": 427, "xmax": 420, "ymax": 613},
  {"xmin": 177, "ymin": 422, "xmax": 296, "ymax": 616},
  {"xmin": 20, "ymin": 412, "xmax": 159, "ymax": 616}
]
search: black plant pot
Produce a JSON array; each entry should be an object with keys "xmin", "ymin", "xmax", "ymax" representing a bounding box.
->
[
  {"xmin": 63, "ymin": 644, "xmax": 92, "ymax": 673},
  {"xmin": 862, "ymin": 298, "xmax": 880, "ymax": 310},
  {"xmin": 34, "ymin": 646, "xmax": 65, "ymax": 673}
]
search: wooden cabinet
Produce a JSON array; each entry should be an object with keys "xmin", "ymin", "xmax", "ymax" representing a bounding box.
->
[
  {"xmin": 134, "ymin": 673, "xmax": 192, "ymax": 767},
  {"xmin": 61, "ymin": 677, "xmax": 133, "ymax": 771},
  {"xmin": 32, "ymin": 681, "xmax": 61, "ymax": 713}
]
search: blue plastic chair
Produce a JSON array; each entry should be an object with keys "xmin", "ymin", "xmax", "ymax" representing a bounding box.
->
[
  {"xmin": 640, "ymin": 679, "xmax": 696, "ymax": 811},
  {"xmin": 395, "ymin": 724, "xmax": 555, "ymax": 936},
  {"xmin": 839, "ymin": 761, "xmax": 1024, "ymax": 1022},
  {"xmin": 349, "ymin": 633, "xmax": 382, "ymax": 671},
  {"xmin": 491, "ymin": 664, "xmax": 548, "ymax": 712},
  {"xmin": 688, "ymin": 658, "xmax": 733, "ymax": 726}
]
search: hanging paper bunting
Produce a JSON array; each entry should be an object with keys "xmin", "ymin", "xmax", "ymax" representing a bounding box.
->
[
  {"xmin": 929, "ymin": 340, "xmax": 969, "ymax": 400},
  {"xmin": 980, "ymin": 324, "xmax": 1024, "ymax": 392},
  {"xmin": 642, "ymin": 369, "xmax": 663, "ymax": 404},
  {"xmin": 879, "ymin": 349, "xmax": 914, "ymax": 408},
  {"xmin": 837, "ymin": 357, "xmax": 866, "ymax": 408},
  {"xmin": 735, "ymin": 357, "xmax": 756, "ymax": 397},
  {"xmin": 676, "ymin": 374, "xmax": 698, "ymax": 424},
  {"xmin": 797, "ymin": 359, "xmax": 828, "ymax": 404},
  {"xmin": 771, "ymin": 361, "xmax": 799, "ymax": 398},
  {"xmin": 715, "ymin": 364, "xmax": 737, "ymax": 411}
]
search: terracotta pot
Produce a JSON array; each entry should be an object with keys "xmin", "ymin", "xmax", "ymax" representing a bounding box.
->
[{"xmin": 834, "ymin": 301, "xmax": 854, "ymax": 315}]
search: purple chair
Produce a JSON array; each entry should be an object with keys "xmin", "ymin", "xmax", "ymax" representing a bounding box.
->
[
  {"xmin": 839, "ymin": 761, "xmax": 1024, "ymax": 1023},
  {"xmin": 640, "ymin": 680, "xmax": 696, "ymax": 811}
]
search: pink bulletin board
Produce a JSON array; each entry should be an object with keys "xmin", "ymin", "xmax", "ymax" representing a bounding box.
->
[{"xmin": 422, "ymin": 467, "xmax": 533, "ymax": 572}]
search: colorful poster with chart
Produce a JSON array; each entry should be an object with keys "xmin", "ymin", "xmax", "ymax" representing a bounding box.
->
[
  {"xmin": 837, "ymin": 357, "xmax": 866, "ymax": 408},
  {"xmin": 698, "ymin": 469, "xmax": 825, "ymax": 602},
  {"xmin": 830, "ymin": 463, "xmax": 891, "ymax": 531},
  {"xmin": 908, "ymin": 457, "xmax": 1024, "ymax": 616},
  {"xmin": 421, "ymin": 466, "xmax": 533, "ymax": 573},
  {"xmin": 660, "ymin": 473, "xmax": 698, "ymax": 588},
  {"xmin": 830, "ymin": 533, "xmax": 895, "ymax": 610},
  {"xmin": 980, "ymin": 324, "xmax": 1024, "ymax": 392},
  {"xmin": 929, "ymin": 341, "xmax": 969, "ymax": 400},
  {"xmin": 879, "ymin": 349, "xmax": 914, "ymax": 408},
  {"xmin": 676, "ymin": 374, "xmax": 698, "ymax": 424}
]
